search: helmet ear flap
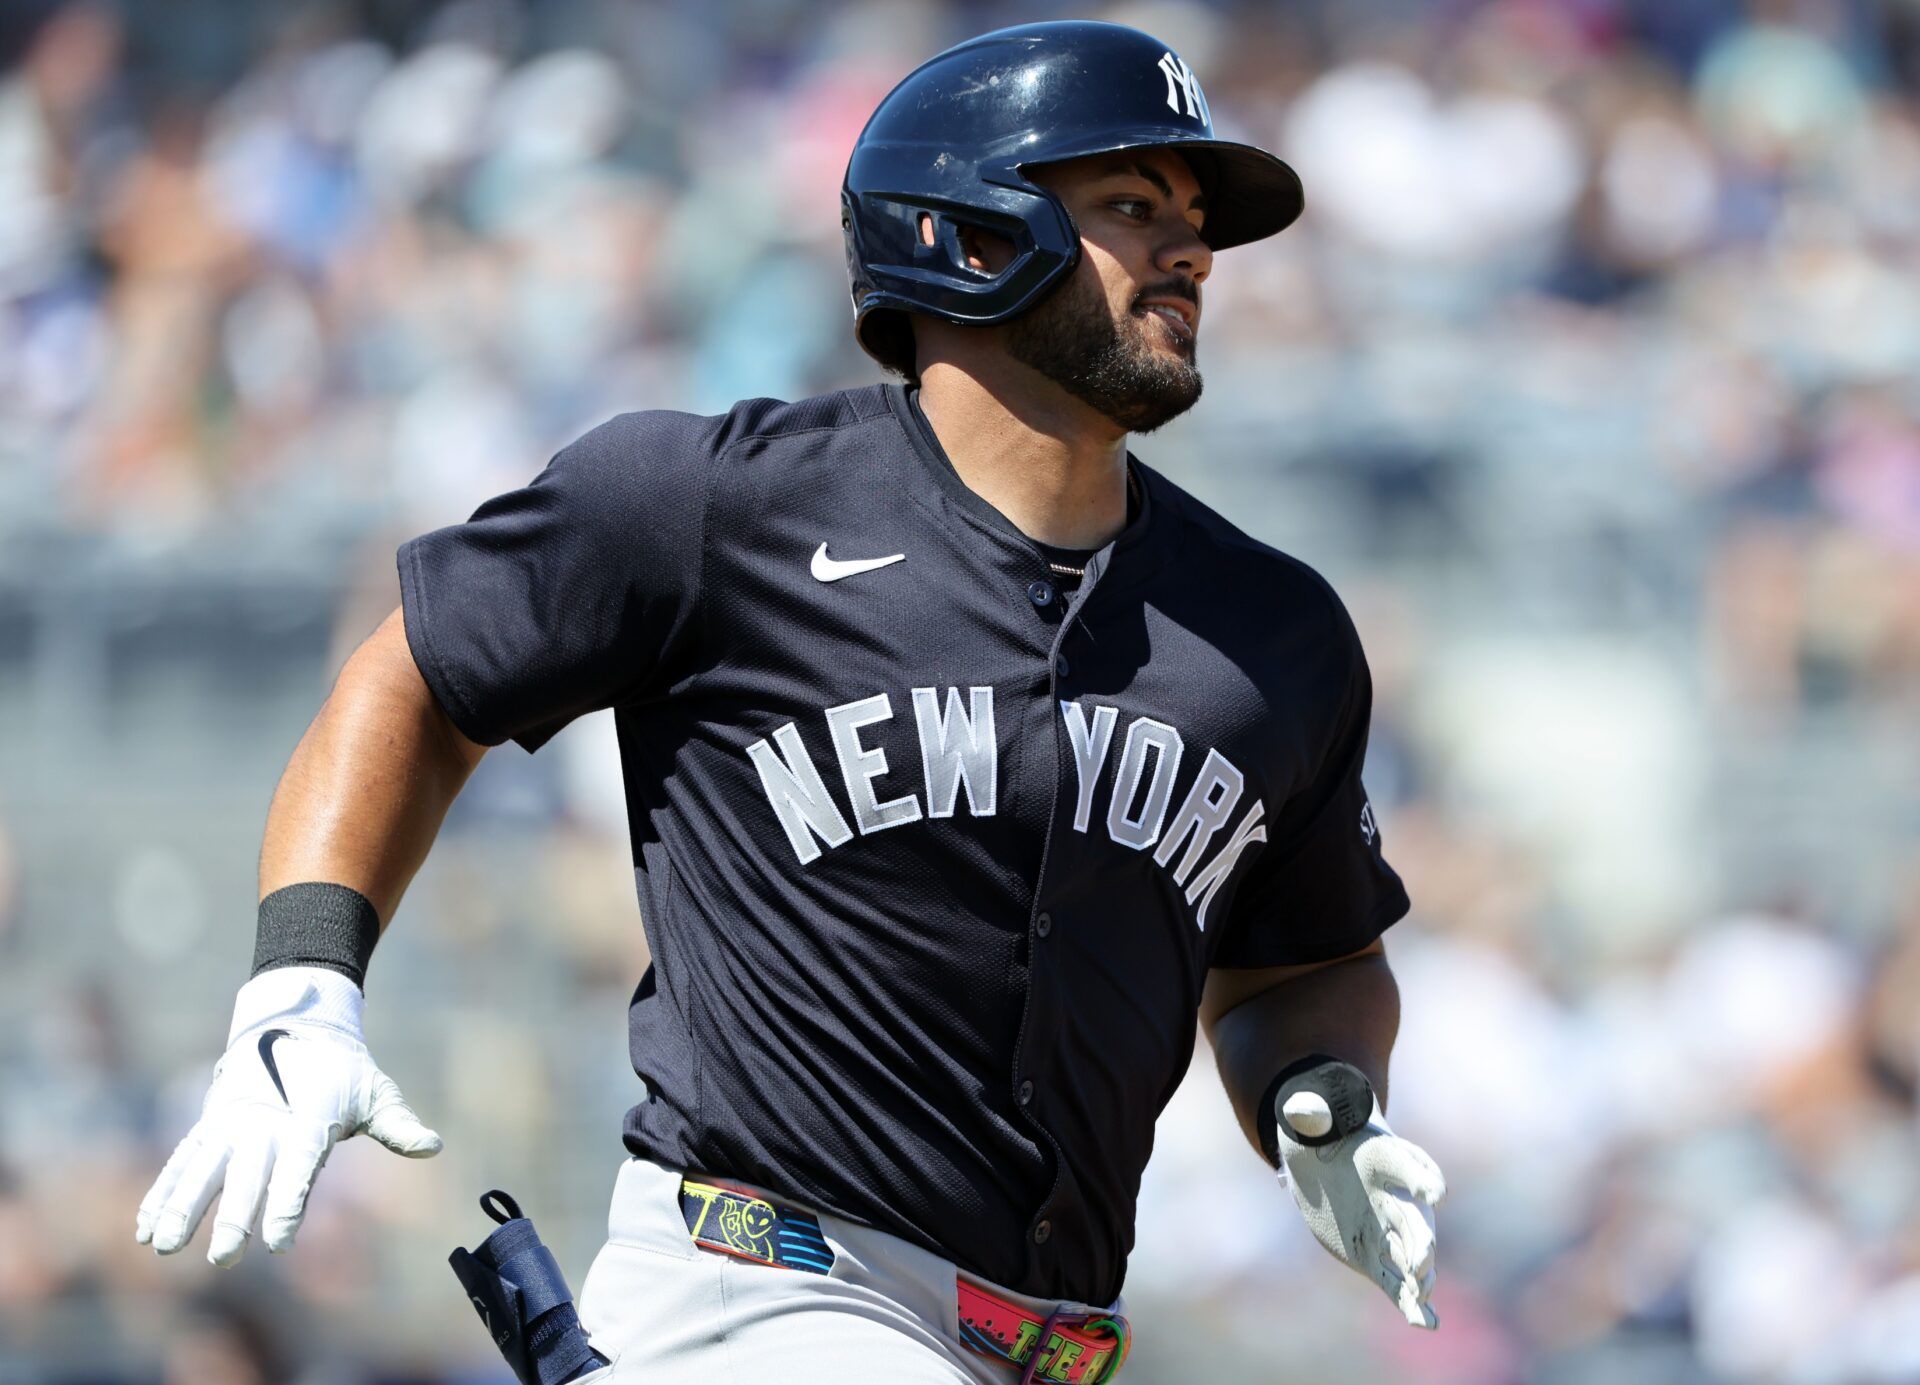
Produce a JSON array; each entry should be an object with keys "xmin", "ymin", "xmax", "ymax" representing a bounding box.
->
[
  {"xmin": 852, "ymin": 207, "xmax": 990, "ymax": 384},
  {"xmin": 843, "ymin": 173, "xmax": 1079, "ymax": 352}
]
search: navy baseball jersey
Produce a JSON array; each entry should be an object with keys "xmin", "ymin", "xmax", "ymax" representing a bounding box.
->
[{"xmin": 397, "ymin": 383, "xmax": 1409, "ymax": 1306}]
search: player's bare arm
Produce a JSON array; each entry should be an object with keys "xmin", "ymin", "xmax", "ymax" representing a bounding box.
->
[{"xmin": 260, "ymin": 606, "xmax": 488, "ymax": 917}]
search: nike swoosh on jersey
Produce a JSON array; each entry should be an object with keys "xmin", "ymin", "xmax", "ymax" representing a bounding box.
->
[
  {"xmin": 811, "ymin": 543, "xmax": 905, "ymax": 583},
  {"xmin": 258, "ymin": 1028, "xmax": 293, "ymax": 1106}
]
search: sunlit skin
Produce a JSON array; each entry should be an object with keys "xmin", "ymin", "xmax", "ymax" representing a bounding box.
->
[{"xmin": 913, "ymin": 147, "xmax": 1213, "ymax": 551}]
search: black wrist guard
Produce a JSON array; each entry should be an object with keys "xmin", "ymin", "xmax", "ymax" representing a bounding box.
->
[
  {"xmin": 251, "ymin": 882, "xmax": 381, "ymax": 990},
  {"xmin": 1258, "ymin": 1053, "xmax": 1377, "ymax": 1166}
]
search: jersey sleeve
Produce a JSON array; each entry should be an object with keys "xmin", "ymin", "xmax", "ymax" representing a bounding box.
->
[
  {"xmin": 396, "ymin": 410, "xmax": 711, "ymax": 753},
  {"xmin": 1209, "ymin": 597, "xmax": 1410, "ymax": 968}
]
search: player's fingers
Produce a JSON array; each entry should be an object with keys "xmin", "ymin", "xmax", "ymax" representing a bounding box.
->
[
  {"xmin": 1382, "ymin": 1191, "xmax": 1436, "ymax": 1287},
  {"xmin": 1400, "ymin": 1240, "xmax": 1437, "ymax": 1329},
  {"xmin": 1402, "ymin": 1142, "xmax": 1447, "ymax": 1204},
  {"xmin": 150, "ymin": 1136, "xmax": 230, "ymax": 1255},
  {"xmin": 261, "ymin": 1124, "xmax": 332, "ymax": 1253},
  {"xmin": 361, "ymin": 1072, "xmax": 443, "ymax": 1158},
  {"xmin": 135, "ymin": 1131, "xmax": 202, "ymax": 1244},
  {"xmin": 1373, "ymin": 1242, "xmax": 1436, "ymax": 1329},
  {"xmin": 1403, "ymin": 1284, "xmax": 1438, "ymax": 1330},
  {"xmin": 1370, "ymin": 1247, "xmax": 1412, "ymax": 1314},
  {"xmin": 1374, "ymin": 1193, "xmax": 1437, "ymax": 1320},
  {"xmin": 208, "ymin": 1129, "xmax": 275, "ymax": 1268},
  {"xmin": 1366, "ymin": 1137, "xmax": 1447, "ymax": 1206}
]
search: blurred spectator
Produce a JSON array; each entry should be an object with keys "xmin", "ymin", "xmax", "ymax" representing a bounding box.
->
[{"xmin": 161, "ymin": 1288, "xmax": 297, "ymax": 1385}]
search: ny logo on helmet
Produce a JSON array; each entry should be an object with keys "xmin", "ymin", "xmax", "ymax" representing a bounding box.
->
[{"xmin": 1157, "ymin": 51, "xmax": 1208, "ymax": 122}]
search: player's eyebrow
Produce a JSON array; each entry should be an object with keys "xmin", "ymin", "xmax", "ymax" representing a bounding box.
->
[{"xmin": 1100, "ymin": 160, "xmax": 1207, "ymax": 215}]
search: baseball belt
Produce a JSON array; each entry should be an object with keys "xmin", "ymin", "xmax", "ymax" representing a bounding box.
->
[{"xmin": 679, "ymin": 1177, "xmax": 1131, "ymax": 1384}]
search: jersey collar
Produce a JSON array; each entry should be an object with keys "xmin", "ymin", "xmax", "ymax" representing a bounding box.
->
[{"xmin": 885, "ymin": 384, "xmax": 1170, "ymax": 591}]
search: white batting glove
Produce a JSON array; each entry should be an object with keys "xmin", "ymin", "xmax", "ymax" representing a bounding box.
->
[
  {"xmin": 134, "ymin": 966, "xmax": 441, "ymax": 1266},
  {"xmin": 1272, "ymin": 1059, "xmax": 1446, "ymax": 1329}
]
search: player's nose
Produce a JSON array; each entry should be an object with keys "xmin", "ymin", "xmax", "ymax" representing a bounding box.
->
[{"xmin": 1156, "ymin": 221, "xmax": 1212, "ymax": 286}]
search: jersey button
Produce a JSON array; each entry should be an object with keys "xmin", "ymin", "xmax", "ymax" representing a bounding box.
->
[
  {"xmin": 1018, "ymin": 1079, "xmax": 1035, "ymax": 1106},
  {"xmin": 1035, "ymin": 912, "xmax": 1052, "ymax": 938},
  {"xmin": 1055, "ymin": 652, "xmax": 1070, "ymax": 678},
  {"xmin": 1027, "ymin": 579, "xmax": 1055, "ymax": 607},
  {"xmin": 1033, "ymin": 1220, "xmax": 1052, "ymax": 1245}
]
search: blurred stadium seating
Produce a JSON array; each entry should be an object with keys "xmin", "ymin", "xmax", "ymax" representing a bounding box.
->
[{"xmin": 1, "ymin": 1, "xmax": 1916, "ymax": 1381}]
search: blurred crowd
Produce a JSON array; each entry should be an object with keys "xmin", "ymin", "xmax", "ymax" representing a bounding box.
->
[{"xmin": 1, "ymin": 0, "xmax": 1917, "ymax": 1381}]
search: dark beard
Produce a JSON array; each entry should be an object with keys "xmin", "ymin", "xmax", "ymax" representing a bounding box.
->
[{"xmin": 1003, "ymin": 266, "xmax": 1203, "ymax": 433}]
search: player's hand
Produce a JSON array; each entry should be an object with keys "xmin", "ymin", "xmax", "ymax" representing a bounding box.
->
[
  {"xmin": 1273, "ymin": 1059, "xmax": 1445, "ymax": 1329},
  {"xmin": 135, "ymin": 966, "xmax": 441, "ymax": 1267}
]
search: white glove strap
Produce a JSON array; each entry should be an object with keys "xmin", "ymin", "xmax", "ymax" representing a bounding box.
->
[{"xmin": 227, "ymin": 965, "xmax": 366, "ymax": 1047}]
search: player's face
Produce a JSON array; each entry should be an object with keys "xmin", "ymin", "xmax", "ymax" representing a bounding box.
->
[{"xmin": 1007, "ymin": 149, "xmax": 1213, "ymax": 434}]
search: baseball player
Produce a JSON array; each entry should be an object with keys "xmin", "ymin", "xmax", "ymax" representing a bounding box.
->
[{"xmin": 135, "ymin": 20, "xmax": 1445, "ymax": 1383}]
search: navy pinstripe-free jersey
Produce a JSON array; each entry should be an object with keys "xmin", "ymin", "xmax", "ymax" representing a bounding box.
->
[{"xmin": 397, "ymin": 382, "xmax": 1409, "ymax": 1306}]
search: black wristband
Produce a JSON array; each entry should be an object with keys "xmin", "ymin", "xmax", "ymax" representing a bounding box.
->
[
  {"xmin": 1258, "ymin": 1053, "xmax": 1377, "ymax": 1166},
  {"xmin": 252, "ymin": 883, "xmax": 381, "ymax": 990}
]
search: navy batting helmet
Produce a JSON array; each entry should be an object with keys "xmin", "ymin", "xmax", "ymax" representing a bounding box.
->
[{"xmin": 841, "ymin": 20, "xmax": 1304, "ymax": 374}]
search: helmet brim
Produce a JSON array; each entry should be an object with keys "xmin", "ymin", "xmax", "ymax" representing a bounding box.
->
[{"xmin": 1017, "ymin": 136, "xmax": 1304, "ymax": 251}]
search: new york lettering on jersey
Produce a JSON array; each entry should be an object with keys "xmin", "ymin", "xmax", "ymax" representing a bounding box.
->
[{"xmin": 747, "ymin": 691, "xmax": 1266, "ymax": 932}]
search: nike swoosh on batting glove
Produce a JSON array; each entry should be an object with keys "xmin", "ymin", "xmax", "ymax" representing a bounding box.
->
[
  {"xmin": 134, "ymin": 965, "xmax": 441, "ymax": 1267},
  {"xmin": 1272, "ymin": 1058, "xmax": 1447, "ymax": 1329}
]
